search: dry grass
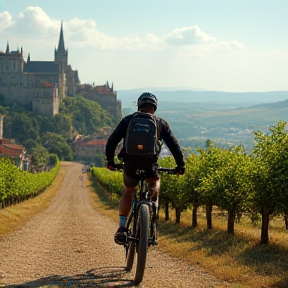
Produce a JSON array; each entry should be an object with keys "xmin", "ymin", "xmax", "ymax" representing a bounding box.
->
[
  {"xmin": 0, "ymin": 168, "xmax": 65, "ymax": 240},
  {"xmin": 89, "ymin": 178, "xmax": 288, "ymax": 288},
  {"xmin": 157, "ymin": 213, "xmax": 288, "ymax": 288}
]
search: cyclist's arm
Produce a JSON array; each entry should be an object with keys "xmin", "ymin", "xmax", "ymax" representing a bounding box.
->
[
  {"xmin": 105, "ymin": 117, "xmax": 129, "ymax": 161},
  {"xmin": 159, "ymin": 119, "xmax": 185, "ymax": 167}
]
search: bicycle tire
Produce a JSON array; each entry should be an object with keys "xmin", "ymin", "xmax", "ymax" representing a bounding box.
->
[
  {"xmin": 134, "ymin": 203, "xmax": 150, "ymax": 285},
  {"xmin": 125, "ymin": 213, "xmax": 135, "ymax": 271}
]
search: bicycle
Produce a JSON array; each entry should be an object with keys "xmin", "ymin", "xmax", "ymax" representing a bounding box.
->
[{"xmin": 113, "ymin": 164, "xmax": 176, "ymax": 285}]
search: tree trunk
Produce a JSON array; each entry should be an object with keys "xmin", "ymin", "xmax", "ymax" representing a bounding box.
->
[
  {"xmin": 206, "ymin": 204, "xmax": 213, "ymax": 229},
  {"xmin": 192, "ymin": 203, "xmax": 198, "ymax": 228},
  {"xmin": 260, "ymin": 210, "xmax": 270, "ymax": 244},
  {"xmin": 175, "ymin": 207, "xmax": 181, "ymax": 224},
  {"xmin": 284, "ymin": 214, "xmax": 288, "ymax": 230},
  {"xmin": 164, "ymin": 201, "xmax": 169, "ymax": 221},
  {"xmin": 227, "ymin": 209, "xmax": 235, "ymax": 235}
]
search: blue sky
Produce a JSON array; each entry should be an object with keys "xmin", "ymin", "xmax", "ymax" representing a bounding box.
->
[{"xmin": 0, "ymin": 0, "xmax": 287, "ymax": 92}]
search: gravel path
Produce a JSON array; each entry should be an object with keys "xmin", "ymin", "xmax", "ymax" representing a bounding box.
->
[{"xmin": 0, "ymin": 162, "xmax": 227, "ymax": 287}]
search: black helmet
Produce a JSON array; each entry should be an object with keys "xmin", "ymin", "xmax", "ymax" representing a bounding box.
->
[{"xmin": 137, "ymin": 92, "xmax": 158, "ymax": 111}]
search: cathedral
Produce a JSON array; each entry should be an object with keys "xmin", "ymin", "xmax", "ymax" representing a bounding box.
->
[{"xmin": 0, "ymin": 23, "xmax": 121, "ymax": 120}]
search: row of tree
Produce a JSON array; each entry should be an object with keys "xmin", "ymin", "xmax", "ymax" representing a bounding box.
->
[
  {"xmin": 0, "ymin": 154, "xmax": 59, "ymax": 208},
  {"xmin": 92, "ymin": 121, "xmax": 288, "ymax": 245}
]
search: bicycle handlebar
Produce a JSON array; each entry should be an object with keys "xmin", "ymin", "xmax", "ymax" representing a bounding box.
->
[
  {"xmin": 158, "ymin": 167, "xmax": 177, "ymax": 174},
  {"xmin": 110, "ymin": 164, "xmax": 177, "ymax": 175}
]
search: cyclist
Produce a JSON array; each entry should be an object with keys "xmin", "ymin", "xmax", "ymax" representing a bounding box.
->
[{"xmin": 105, "ymin": 92, "xmax": 185, "ymax": 245}]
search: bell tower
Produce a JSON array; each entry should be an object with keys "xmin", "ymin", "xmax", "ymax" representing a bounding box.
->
[{"xmin": 54, "ymin": 21, "xmax": 68, "ymax": 71}]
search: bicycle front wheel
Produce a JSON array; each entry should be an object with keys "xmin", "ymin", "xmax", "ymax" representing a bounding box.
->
[{"xmin": 134, "ymin": 203, "xmax": 150, "ymax": 285}]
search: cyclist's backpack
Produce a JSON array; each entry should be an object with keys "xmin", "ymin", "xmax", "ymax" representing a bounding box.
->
[{"xmin": 124, "ymin": 112, "xmax": 161, "ymax": 158}]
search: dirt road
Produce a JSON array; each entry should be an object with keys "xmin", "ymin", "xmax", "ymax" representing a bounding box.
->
[{"xmin": 0, "ymin": 162, "xmax": 227, "ymax": 287}]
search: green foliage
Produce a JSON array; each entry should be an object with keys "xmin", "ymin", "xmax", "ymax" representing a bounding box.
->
[
  {"xmin": 42, "ymin": 132, "xmax": 73, "ymax": 161},
  {"xmin": 199, "ymin": 146, "xmax": 251, "ymax": 222},
  {"xmin": 1, "ymin": 94, "xmax": 118, "ymax": 161},
  {"xmin": 31, "ymin": 144, "xmax": 50, "ymax": 171},
  {"xmin": 251, "ymin": 121, "xmax": 288, "ymax": 215},
  {"xmin": 92, "ymin": 167, "xmax": 123, "ymax": 199},
  {"xmin": 4, "ymin": 112, "xmax": 40, "ymax": 143},
  {"xmin": 0, "ymin": 155, "xmax": 59, "ymax": 205},
  {"xmin": 61, "ymin": 95, "xmax": 117, "ymax": 137},
  {"xmin": 158, "ymin": 156, "xmax": 177, "ymax": 206},
  {"xmin": 159, "ymin": 157, "xmax": 188, "ymax": 212},
  {"xmin": 184, "ymin": 153, "xmax": 203, "ymax": 205},
  {"xmin": 49, "ymin": 153, "xmax": 58, "ymax": 166}
]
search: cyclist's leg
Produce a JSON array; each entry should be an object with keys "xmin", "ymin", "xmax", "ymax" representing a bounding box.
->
[
  {"xmin": 146, "ymin": 178, "xmax": 160, "ymax": 204},
  {"xmin": 115, "ymin": 173, "xmax": 138, "ymax": 245},
  {"xmin": 119, "ymin": 186, "xmax": 137, "ymax": 217}
]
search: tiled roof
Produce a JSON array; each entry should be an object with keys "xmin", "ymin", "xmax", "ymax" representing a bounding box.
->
[{"xmin": 0, "ymin": 143, "xmax": 26, "ymax": 157}]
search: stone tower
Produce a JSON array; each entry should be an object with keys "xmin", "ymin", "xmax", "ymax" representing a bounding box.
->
[
  {"xmin": 54, "ymin": 21, "xmax": 68, "ymax": 72},
  {"xmin": 54, "ymin": 22, "xmax": 80, "ymax": 96}
]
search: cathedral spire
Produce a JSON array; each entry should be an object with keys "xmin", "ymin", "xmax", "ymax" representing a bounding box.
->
[
  {"xmin": 5, "ymin": 41, "xmax": 9, "ymax": 53},
  {"xmin": 57, "ymin": 21, "xmax": 65, "ymax": 53}
]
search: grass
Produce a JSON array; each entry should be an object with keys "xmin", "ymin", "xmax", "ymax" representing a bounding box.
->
[{"xmin": 90, "ymin": 177, "xmax": 288, "ymax": 288}]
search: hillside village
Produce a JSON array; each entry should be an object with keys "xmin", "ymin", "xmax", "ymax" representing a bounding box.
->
[{"xmin": 0, "ymin": 23, "xmax": 122, "ymax": 168}]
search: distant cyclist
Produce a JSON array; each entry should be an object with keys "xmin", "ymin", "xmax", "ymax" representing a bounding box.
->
[{"xmin": 105, "ymin": 92, "xmax": 185, "ymax": 245}]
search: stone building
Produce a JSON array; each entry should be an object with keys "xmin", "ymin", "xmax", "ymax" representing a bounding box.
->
[
  {"xmin": 77, "ymin": 81, "xmax": 122, "ymax": 120},
  {"xmin": 0, "ymin": 22, "xmax": 122, "ymax": 120},
  {"xmin": 0, "ymin": 22, "xmax": 80, "ymax": 117}
]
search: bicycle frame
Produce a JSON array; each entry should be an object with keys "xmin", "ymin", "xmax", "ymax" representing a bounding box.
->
[
  {"xmin": 112, "ymin": 164, "xmax": 176, "ymax": 284},
  {"xmin": 125, "ymin": 171, "xmax": 154, "ymax": 245}
]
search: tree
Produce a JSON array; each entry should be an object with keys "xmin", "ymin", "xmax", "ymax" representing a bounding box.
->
[
  {"xmin": 5, "ymin": 112, "xmax": 40, "ymax": 143},
  {"xmin": 200, "ymin": 146, "xmax": 252, "ymax": 234},
  {"xmin": 159, "ymin": 156, "xmax": 188, "ymax": 224},
  {"xmin": 61, "ymin": 95, "xmax": 117, "ymax": 137},
  {"xmin": 158, "ymin": 156, "xmax": 175, "ymax": 221},
  {"xmin": 184, "ymin": 153, "xmax": 203, "ymax": 227},
  {"xmin": 197, "ymin": 145, "xmax": 225, "ymax": 229},
  {"xmin": 31, "ymin": 145, "xmax": 49, "ymax": 172},
  {"xmin": 22, "ymin": 139, "xmax": 39, "ymax": 155},
  {"xmin": 251, "ymin": 121, "xmax": 288, "ymax": 244},
  {"xmin": 42, "ymin": 132, "xmax": 73, "ymax": 161}
]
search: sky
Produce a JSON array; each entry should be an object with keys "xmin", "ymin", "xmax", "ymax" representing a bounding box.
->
[{"xmin": 0, "ymin": 0, "xmax": 287, "ymax": 92}]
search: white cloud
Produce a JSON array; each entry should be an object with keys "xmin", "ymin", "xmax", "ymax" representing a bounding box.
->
[
  {"xmin": 165, "ymin": 26, "xmax": 216, "ymax": 45},
  {"xmin": 7, "ymin": 7, "xmax": 58, "ymax": 38},
  {"xmin": 165, "ymin": 26, "xmax": 245, "ymax": 56},
  {"xmin": 65, "ymin": 18, "xmax": 163, "ymax": 51},
  {"xmin": 0, "ymin": 7, "xmax": 245, "ymax": 53},
  {"xmin": 0, "ymin": 11, "xmax": 13, "ymax": 33}
]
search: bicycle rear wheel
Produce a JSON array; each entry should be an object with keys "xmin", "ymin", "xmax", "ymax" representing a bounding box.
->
[{"xmin": 134, "ymin": 203, "xmax": 150, "ymax": 285}]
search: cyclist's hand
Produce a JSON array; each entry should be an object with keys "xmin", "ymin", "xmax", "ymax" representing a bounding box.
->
[
  {"xmin": 175, "ymin": 166, "xmax": 185, "ymax": 175},
  {"xmin": 107, "ymin": 160, "xmax": 117, "ymax": 170}
]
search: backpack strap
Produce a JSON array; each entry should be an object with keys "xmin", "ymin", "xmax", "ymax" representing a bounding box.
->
[{"xmin": 154, "ymin": 116, "xmax": 161, "ymax": 140}]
